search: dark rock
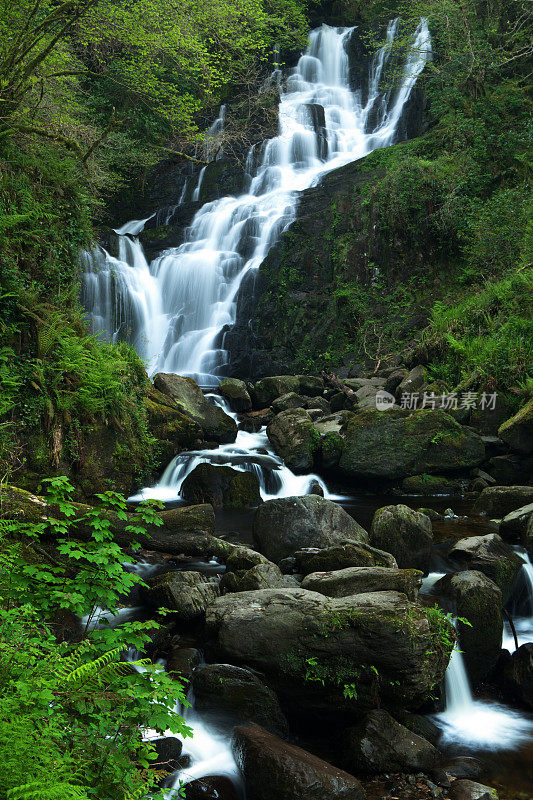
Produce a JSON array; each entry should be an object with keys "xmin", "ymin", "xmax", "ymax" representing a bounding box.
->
[
  {"xmin": 294, "ymin": 542, "xmax": 397, "ymax": 574},
  {"xmin": 448, "ymin": 779, "xmax": 499, "ymax": 800},
  {"xmin": 435, "ymin": 571, "xmax": 502, "ymax": 682},
  {"xmin": 252, "ymin": 495, "xmax": 368, "ymax": 563},
  {"xmin": 151, "ymin": 736, "xmax": 183, "ymax": 773},
  {"xmin": 301, "ymin": 566, "xmax": 423, "ymax": 600},
  {"xmin": 251, "ymin": 376, "xmax": 300, "ymax": 407},
  {"xmin": 225, "ymin": 546, "xmax": 271, "ymax": 572},
  {"xmin": 343, "ymin": 709, "xmax": 440, "ymax": 774},
  {"xmin": 183, "ymin": 775, "xmax": 239, "ymax": 800},
  {"xmin": 473, "ymin": 486, "xmax": 533, "ymax": 517},
  {"xmin": 181, "ymin": 463, "xmax": 261, "ymax": 510},
  {"xmin": 401, "ymin": 474, "xmax": 463, "ymax": 495},
  {"xmin": 192, "ymin": 664, "xmax": 288, "ymax": 736},
  {"xmin": 205, "ymin": 588, "xmax": 452, "ymax": 712},
  {"xmin": 143, "ymin": 570, "xmax": 220, "ymax": 621},
  {"xmin": 385, "ymin": 369, "xmax": 408, "ymax": 395},
  {"xmin": 266, "ymin": 408, "xmax": 320, "ymax": 472},
  {"xmin": 339, "ymin": 410, "xmax": 485, "ymax": 480},
  {"xmin": 396, "ymin": 365, "xmax": 428, "ymax": 396},
  {"xmin": 370, "ymin": 504, "xmax": 433, "ymax": 572},
  {"xmin": 502, "ymin": 643, "xmax": 533, "ymax": 710},
  {"xmin": 167, "ymin": 646, "xmax": 202, "ymax": 680},
  {"xmin": 488, "ymin": 455, "xmax": 533, "ymax": 486},
  {"xmin": 153, "ymin": 374, "xmax": 237, "ymax": 443},
  {"xmin": 218, "ymin": 378, "xmax": 252, "ymax": 412},
  {"xmin": 447, "ymin": 534, "xmax": 523, "ymax": 603},
  {"xmin": 233, "ymin": 723, "xmax": 365, "ymax": 800},
  {"xmin": 498, "ymin": 398, "xmax": 533, "ymax": 454},
  {"xmin": 220, "ymin": 562, "xmax": 297, "ymax": 593},
  {"xmin": 271, "ymin": 392, "xmax": 306, "ymax": 413},
  {"xmin": 499, "ymin": 503, "xmax": 533, "ymax": 542},
  {"xmin": 145, "ymin": 385, "xmax": 202, "ymax": 466}
]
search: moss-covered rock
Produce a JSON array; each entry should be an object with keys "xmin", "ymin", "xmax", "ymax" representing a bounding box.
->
[
  {"xmin": 498, "ymin": 398, "xmax": 533, "ymax": 454},
  {"xmin": 401, "ymin": 474, "xmax": 463, "ymax": 495},
  {"xmin": 301, "ymin": 566, "xmax": 423, "ymax": 601},
  {"xmin": 448, "ymin": 534, "xmax": 523, "ymax": 603},
  {"xmin": 266, "ymin": 408, "xmax": 321, "ymax": 473},
  {"xmin": 153, "ymin": 373, "xmax": 237, "ymax": 443},
  {"xmin": 218, "ymin": 378, "xmax": 252, "ymax": 412},
  {"xmin": 370, "ymin": 504, "xmax": 433, "ymax": 573},
  {"xmin": 144, "ymin": 385, "xmax": 202, "ymax": 466},
  {"xmin": 142, "ymin": 570, "xmax": 220, "ymax": 621},
  {"xmin": 180, "ymin": 463, "xmax": 261, "ymax": 509},
  {"xmin": 294, "ymin": 542, "xmax": 397, "ymax": 574}
]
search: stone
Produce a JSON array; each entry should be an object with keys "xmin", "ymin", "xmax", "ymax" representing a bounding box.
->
[
  {"xmin": 488, "ymin": 454, "xmax": 533, "ymax": 486},
  {"xmin": 181, "ymin": 463, "xmax": 261, "ymax": 510},
  {"xmin": 401, "ymin": 474, "xmax": 463, "ymax": 495},
  {"xmin": 449, "ymin": 779, "xmax": 499, "ymax": 800},
  {"xmin": 435, "ymin": 571, "xmax": 502, "ymax": 682},
  {"xmin": 166, "ymin": 646, "xmax": 202, "ymax": 680},
  {"xmin": 342, "ymin": 709, "xmax": 440, "ymax": 774},
  {"xmin": 266, "ymin": 408, "xmax": 320, "ymax": 472},
  {"xmin": 498, "ymin": 398, "xmax": 533, "ymax": 454},
  {"xmin": 220, "ymin": 562, "xmax": 297, "ymax": 593},
  {"xmin": 192, "ymin": 664, "xmax": 288, "ymax": 736},
  {"xmin": 251, "ymin": 376, "xmax": 300, "ymax": 407},
  {"xmin": 224, "ymin": 546, "xmax": 271, "ymax": 572},
  {"xmin": 143, "ymin": 570, "xmax": 220, "ymax": 621},
  {"xmin": 205, "ymin": 588, "xmax": 452, "ymax": 713},
  {"xmin": 218, "ymin": 378, "xmax": 252, "ymax": 412},
  {"xmin": 183, "ymin": 776, "xmax": 239, "ymax": 800},
  {"xmin": 294, "ymin": 542, "xmax": 397, "ymax": 574},
  {"xmin": 499, "ymin": 503, "xmax": 533, "ymax": 541},
  {"xmin": 233, "ymin": 723, "xmax": 365, "ymax": 800},
  {"xmin": 302, "ymin": 566, "xmax": 422, "ymax": 600},
  {"xmin": 384, "ymin": 369, "xmax": 408, "ymax": 395},
  {"xmin": 447, "ymin": 534, "xmax": 523, "ymax": 603},
  {"xmin": 297, "ymin": 375, "xmax": 324, "ymax": 396},
  {"xmin": 473, "ymin": 486, "xmax": 533, "ymax": 517},
  {"xmin": 502, "ymin": 643, "xmax": 533, "ymax": 710},
  {"xmin": 339, "ymin": 409, "xmax": 485, "ymax": 480},
  {"xmin": 397, "ymin": 365, "xmax": 428, "ymax": 396},
  {"xmin": 271, "ymin": 392, "xmax": 306, "ymax": 413},
  {"xmin": 370, "ymin": 504, "xmax": 433, "ymax": 572},
  {"xmin": 304, "ymin": 396, "xmax": 330, "ymax": 414},
  {"xmin": 252, "ymin": 495, "xmax": 368, "ymax": 563},
  {"xmin": 151, "ymin": 736, "xmax": 183, "ymax": 773},
  {"xmin": 153, "ymin": 374, "xmax": 237, "ymax": 443},
  {"xmin": 144, "ymin": 384, "xmax": 202, "ymax": 464}
]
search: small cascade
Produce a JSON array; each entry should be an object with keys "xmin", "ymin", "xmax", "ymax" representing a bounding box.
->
[
  {"xmin": 82, "ymin": 20, "xmax": 431, "ymax": 386},
  {"xmin": 503, "ymin": 547, "xmax": 533, "ymax": 651},
  {"xmin": 436, "ymin": 633, "xmax": 533, "ymax": 749}
]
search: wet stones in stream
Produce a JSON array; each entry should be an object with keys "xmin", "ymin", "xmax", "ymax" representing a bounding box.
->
[
  {"xmin": 180, "ymin": 463, "xmax": 261, "ymax": 510},
  {"xmin": 183, "ymin": 775, "xmax": 239, "ymax": 800},
  {"xmin": 473, "ymin": 486, "xmax": 533, "ymax": 518},
  {"xmin": 289, "ymin": 541, "xmax": 397, "ymax": 574},
  {"xmin": 499, "ymin": 643, "xmax": 533, "ymax": 710},
  {"xmin": 301, "ymin": 566, "xmax": 423, "ymax": 601},
  {"xmin": 369, "ymin": 504, "xmax": 433, "ymax": 572},
  {"xmin": 447, "ymin": 534, "xmax": 523, "ymax": 603},
  {"xmin": 142, "ymin": 570, "xmax": 220, "ymax": 623}
]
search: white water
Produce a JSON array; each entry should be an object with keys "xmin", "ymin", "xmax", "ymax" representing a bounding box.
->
[
  {"xmin": 131, "ymin": 394, "xmax": 339, "ymax": 503},
  {"xmin": 503, "ymin": 547, "xmax": 533, "ymax": 651},
  {"xmin": 82, "ymin": 20, "xmax": 431, "ymax": 385}
]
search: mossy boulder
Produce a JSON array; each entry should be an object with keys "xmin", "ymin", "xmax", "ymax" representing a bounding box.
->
[
  {"xmin": 271, "ymin": 392, "xmax": 306, "ymax": 413},
  {"xmin": 252, "ymin": 495, "xmax": 368, "ymax": 563},
  {"xmin": 266, "ymin": 408, "xmax": 321, "ymax": 473},
  {"xmin": 252, "ymin": 376, "xmax": 300, "ymax": 407},
  {"xmin": 180, "ymin": 463, "xmax": 261, "ymax": 509},
  {"xmin": 448, "ymin": 534, "xmax": 523, "ymax": 603},
  {"xmin": 401, "ymin": 474, "xmax": 463, "ymax": 495},
  {"xmin": 338, "ymin": 409, "xmax": 485, "ymax": 480},
  {"xmin": 435, "ymin": 570, "xmax": 503, "ymax": 682},
  {"xmin": 473, "ymin": 485, "xmax": 533, "ymax": 517},
  {"xmin": 142, "ymin": 570, "xmax": 220, "ymax": 621},
  {"xmin": 294, "ymin": 542, "xmax": 397, "ymax": 574},
  {"xmin": 220, "ymin": 562, "xmax": 297, "ymax": 593},
  {"xmin": 370, "ymin": 505, "xmax": 433, "ymax": 573},
  {"xmin": 301, "ymin": 566, "xmax": 423, "ymax": 601},
  {"xmin": 144, "ymin": 384, "xmax": 202, "ymax": 465},
  {"xmin": 218, "ymin": 378, "xmax": 252, "ymax": 412},
  {"xmin": 153, "ymin": 373, "xmax": 237, "ymax": 443},
  {"xmin": 498, "ymin": 398, "xmax": 533, "ymax": 454}
]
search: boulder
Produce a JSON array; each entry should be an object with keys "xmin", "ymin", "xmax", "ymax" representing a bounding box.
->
[
  {"xmin": 294, "ymin": 542, "xmax": 397, "ymax": 574},
  {"xmin": 342, "ymin": 709, "xmax": 439, "ymax": 774},
  {"xmin": 473, "ymin": 486, "xmax": 533, "ymax": 517},
  {"xmin": 143, "ymin": 570, "xmax": 220, "ymax": 621},
  {"xmin": 218, "ymin": 378, "xmax": 252, "ymax": 412},
  {"xmin": 144, "ymin": 385, "xmax": 202, "ymax": 464},
  {"xmin": 396, "ymin": 365, "xmax": 428, "ymax": 396},
  {"xmin": 224, "ymin": 546, "xmax": 271, "ymax": 572},
  {"xmin": 384, "ymin": 369, "xmax": 408, "ymax": 395},
  {"xmin": 502, "ymin": 643, "xmax": 533, "ymax": 710},
  {"xmin": 181, "ymin": 464, "xmax": 261, "ymax": 510},
  {"xmin": 233, "ymin": 723, "xmax": 365, "ymax": 800},
  {"xmin": 339, "ymin": 409, "xmax": 485, "ymax": 480},
  {"xmin": 488, "ymin": 455, "xmax": 533, "ymax": 486},
  {"xmin": 252, "ymin": 495, "xmax": 368, "ymax": 563},
  {"xmin": 151, "ymin": 736, "xmax": 183, "ymax": 773},
  {"xmin": 205, "ymin": 588, "xmax": 452, "ymax": 712},
  {"xmin": 304, "ymin": 396, "xmax": 330, "ymax": 414},
  {"xmin": 401, "ymin": 474, "xmax": 462, "ymax": 495},
  {"xmin": 153, "ymin": 374, "xmax": 237, "ymax": 443},
  {"xmin": 498, "ymin": 398, "xmax": 533, "ymax": 454},
  {"xmin": 435, "ymin": 571, "xmax": 503, "ymax": 682},
  {"xmin": 499, "ymin": 503, "xmax": 533, "ymax": 542},
  {"xmin": 297, "ymin": 375, "xmax": 324, "ymax": 396},
  {"xmin": 166, "ymin": 646, "xmax": 202, "ymax": 680},
  {"xmin": 251, "ymin": 376, "xmax": 300, "ymax": 407},
  {"xmin": 370, "ymin": 505, "xmax": 433, "ymax": 572},
  {"xmin": 448, "ymin": 534, "xmax": 523, "ymax": 603},
  {"xmin": 302, "ymin": 566, "xmax": 422, "ymax": 601},
  {"xmin": 192, "ymin": 664, "xmax": 288, "ymax": 736},
  {"xmin": 183, "ymin": 776, "xmax": 239, "ymax": 800},
  {"xmin": 449, "ymin": 779, "xmax": 499, "ymax": 800},
  {"xmin": 266, "ymin": 408, "xmax": 320, "ymax": 472},
  {"xmin": 220, "ymin": 562, "xmax": 297, "ymax": 593},
  {"xmin": 271, "ymin": 392, "xmax": 307, "ymax": 413}
]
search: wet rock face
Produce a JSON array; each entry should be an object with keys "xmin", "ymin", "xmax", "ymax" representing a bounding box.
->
[
  {"xmin": 369, "ymin": 504, "xmax": 433, "ymax": 572},
  {"xmin": 153, "ymin": 373, "xmax": 237, "ymax": 443},
  {"xmin": 252, "ymin": 495, "xmax": 368, "ymax": 563},
  {"xmin": 144, "ymin": 385, "xmax": 203, "ymax": 466},
  {"xmin": 301, "ymin": 566, "xmax": 423, "ymax": 601},
  {"xmin": 473, "ymin": 485, "xmax": 533, "ymax": 517},
  {"xmin": 294, "ymin": 542, "xmax": 398, "ymax": 575},
  {"xmin": 142, "ymin": 570, "xmax": 220, "ymax": 622},
  {"xmin": 498, "ymin": 398, "xmax": 533, "ymax": 454},
  {"xmin": 502, "ymin": 643, "xmax": 533, "ymax": 710},
  {"xmin": 180, "ymin": 463, "xmax": 261, "ymax": 510},
  {"xmin": 183, "ymin": 775, "xmax": 240, "ymax": 800},
  {"xmin": 205, "ymin": 588, "xmax": 452, "ymax": 713},
  {"xmin": 266, "ymin": 408, "xmax": 320, "ymax": 473},
  {"xmin": 447, "ymin": 533, "xmax": 523, "ymax": 603},
  {"xmin": 233, "ymin": 723, "xmax": 366, "ymax": 800},
  {"xmin": 218, "ymin": 377, "xmax": 252, "ymax": 412},
  {"xmin": 220, "ymin": 562, "xmax": 297, "ymax": 593},
  {"xmin": 342, "ymin": 709, "xmax": 440, "ymax": 775},
  {"xmin": 192, "ymin": 664, "xmax": 288, "ymax": 737},
  {"xmin": 339, "ymin": 409, "xmax": 485, "ymax": 480},
  {"xmin": 435, "ymin": 571, "xmax": 503, "ymax": 683}
]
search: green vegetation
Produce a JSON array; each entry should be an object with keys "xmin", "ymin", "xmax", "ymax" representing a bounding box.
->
[{"xmin": 0, "ymin": 476, "xmax": 190, "ymax": 799}]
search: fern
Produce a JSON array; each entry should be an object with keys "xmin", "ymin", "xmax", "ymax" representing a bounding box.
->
[{"xmin": 8, "ymin": 781, "xmax": 90, "ymax": 800}]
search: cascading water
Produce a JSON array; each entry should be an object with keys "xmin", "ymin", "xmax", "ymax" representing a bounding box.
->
[
  {"xmin": 503, "ymin": 547, "xmax": 533, "ymax": 651},
  {"xmin": 82, "ymin": 20, "xmax": 431, "ymax": 385}
]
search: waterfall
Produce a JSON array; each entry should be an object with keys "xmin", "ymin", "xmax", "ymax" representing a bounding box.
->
[
  {"xmin": 82, "ymin": 20, "xmax": 431, "ymax": 385},
  {"xmin": 503, "ymin": 547, "xmax": 533, "ymax": 651}
]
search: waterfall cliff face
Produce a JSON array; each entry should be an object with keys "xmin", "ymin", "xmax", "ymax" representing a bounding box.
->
[{"xmin": 82, "ymin": 21, "xmax": 431, "ymax": 386}]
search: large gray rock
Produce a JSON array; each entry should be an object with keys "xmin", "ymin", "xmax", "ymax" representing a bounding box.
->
[
  {"xmin": 397, "ymin": 365, "xmax": 428, "ymax": 396},
  {"xmin": 502, "ymin": 643, "xmax": 533, "ymax": 710},
  {"xmin": 294, "ymin": 542, "xmax": 397, "ymax": 575},
  {"xmin": 343, "ymin": 709, "xmax": 439, "ymax": 774},
  {"xmin": 233, "ymin": 723, "xmax": 365, "ymax": 800},
  {"xmin": 205, "ymin": 588, "xmax": 452, "ymax": 713},
  {"xmin": 473, "ymin": 486, "xmax": 533, "ymax": 517},
  {"xmin": 192, "ymin": 664, "xmax": 288, "ymax": 736},
  {"xmin": 253, "ymin": 495, "xmax": 368, "ymax": 563},
  {"xmin": 339, "ymin": 409, "xmax": 485, "ymax": 479},
  {"xmin": 370, "ymin": 505, "xmax": 433, "ymax": 572},
  {"xmin": 266, "ymin": 408, "xmax": 320, "ymax": 472},
  {"xmin": 153, "ymin": 374, "xmax": 237, "ymax": 442},
  {"xmin": 220, "ymin": 562, "xmax": 297, "ymax": 593},
  {"xmin": 271, "ymin": 392, "xmax": 306, "ymax": 413},
  {"xmin": 448, "ymin": 534, "xmax": 523, "ymax": 603},
  {"xmin": 143, "ymin": 571, "xmax": 220, "ymax": 621},
  {"xmin": 499, "ymin": 503, "xmax": 533, "ymax": 542},
  {"xmin": 301, "ymin": 566, "xmax": 422, "ymax": 601},
  {"xmin": 435, "ymin": 571, "xmax": 502, "ymax": 682},
  {"xmin": 251, "ymin": 376, "xmax": 300, "ymax": 407},
  {"xmin": 224, "ymin": 546, "xmax": 271, "ymax": 572},
  {"xmin": 498, "ymin": 398, "xmax": 533, "ymax": 454},
  {"xmin": 219, "ymin": 378, "xmax": 252, "ymax": 412},
  {"xmin": 180, "ymin": 463, "xmax": 261, "ymax": 509},
  {"xmin": 449, "ymin": 779, "xmax": 499, "ymax": 800}
]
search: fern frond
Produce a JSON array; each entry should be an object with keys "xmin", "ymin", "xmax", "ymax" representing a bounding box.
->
[
  {"xmin": 63, "ymin": 646, "xmax": 123, "ymax": 685},
  {"xmin": 8, "ymin": 780, "xmax": 90, "ymax": 800}
]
